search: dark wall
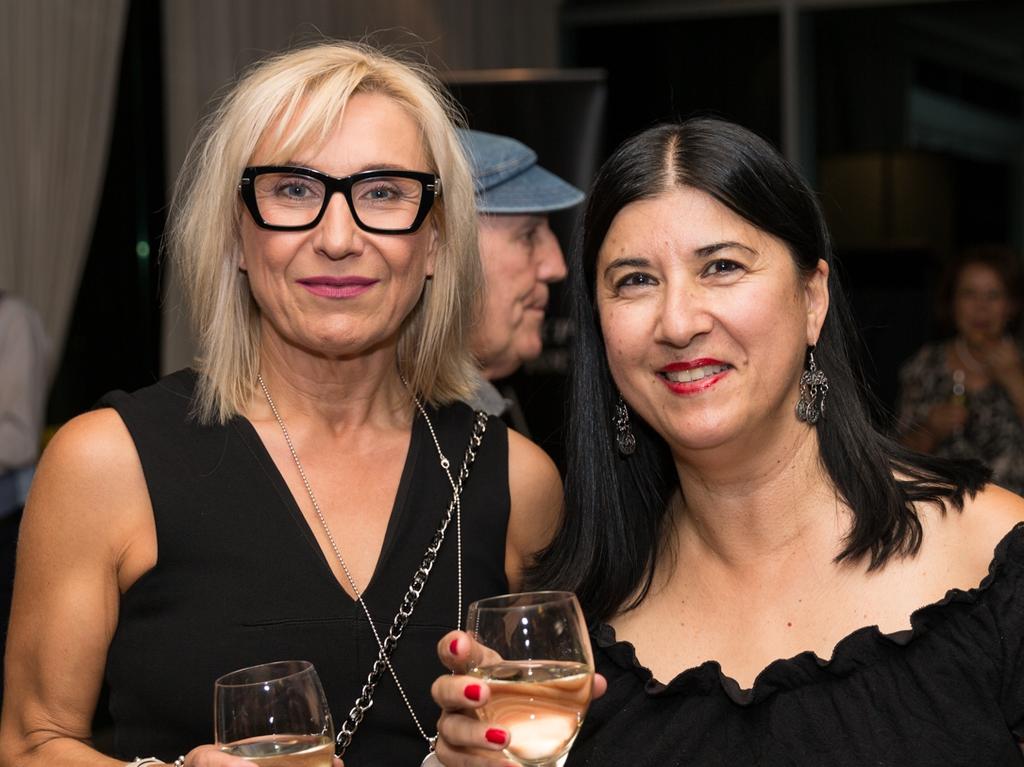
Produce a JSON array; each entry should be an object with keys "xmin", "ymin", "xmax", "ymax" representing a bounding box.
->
[{"xmin": 564, "ymin": 12, "xmax": 781, "ymax": 155}]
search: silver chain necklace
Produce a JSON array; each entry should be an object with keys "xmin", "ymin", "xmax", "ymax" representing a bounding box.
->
[{"xmin": 256, "ymin": 374, "xmax": 470, "ymax": 753}]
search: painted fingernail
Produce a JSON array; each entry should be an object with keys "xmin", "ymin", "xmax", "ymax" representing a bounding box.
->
[
  {"xmin": 449, "ymin": 638, "xmax": 459, "ymax": 655},
  {"xmin": 464, "ymin": 683, "xmax": 481, "ymax": 701},
  {"xmin": 485, "ymin": 728, "xmax": 507, "ymax": 745}
]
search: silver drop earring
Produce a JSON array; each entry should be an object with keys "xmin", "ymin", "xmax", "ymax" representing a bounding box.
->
[
  {"xmin": 796, "ymin": 346, "xmax": 829, "ymax": 424},
  {"xmin": 615, "ymin": 395, "xmax": 636, "ymax": 455}
]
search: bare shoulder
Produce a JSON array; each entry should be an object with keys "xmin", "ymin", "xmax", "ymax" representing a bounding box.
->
[
  {"xmin": 4, "ymin": 409, "xmax": 153, "ymax": 759},
  {"xmin": 963, "ymin": 482, "xmax": 1024, "ymax": 521},
  {"xmin": 507, "ymin": 429, "xmax": 562, "ymax": 499},
  {"xmin": 34, "ymin": 408, "xmax": 141, "ymax": 502},
  {"xmin": 504, "ymin": 430, "xmax": 564, "ymax": 588},
  {"xmin": 959, "ymin": 483, "xmax": 1024, "ymax": 549},
  {"xmin": 919, "ymin": 483, "xmax": 1024, "ymax": 581},
  {"xmin": 25, "ymin": 408, "xmax": 153, "ymax": 583}
]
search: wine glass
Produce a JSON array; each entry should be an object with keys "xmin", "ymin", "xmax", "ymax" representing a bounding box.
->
[
  {"xmin": 214, "ymin": 660, "xmax": 334, "ymax": 766},
  {"xmin": 466, "ymin": 591, "xmax": 594, "ymax": 767}
]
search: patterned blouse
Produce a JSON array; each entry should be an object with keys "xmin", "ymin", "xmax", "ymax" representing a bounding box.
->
[{"xmin": 897, "ymin": 341, "xmax": 1024, "ymax": 494}]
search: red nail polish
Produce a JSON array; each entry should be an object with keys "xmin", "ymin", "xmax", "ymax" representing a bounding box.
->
[
  {"xmin": 464, "ymin": 683, "xmax": 481, "ymax": 701},
  {"xmin": 449, "ymin": 638, "xmax": 459, "ymax": 655},
  {"xmin": 485, "ymin": 728, "xmax": 506, "ymax": 745}
]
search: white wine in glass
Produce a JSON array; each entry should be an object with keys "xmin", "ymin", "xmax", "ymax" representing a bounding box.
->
[
  {"xmin": 467, "ymin": 591, "xmax": 594, "ymax": 767},
  {"xmin": 214, "ymin": 660, "xmax": 334, "ymax": 767}
]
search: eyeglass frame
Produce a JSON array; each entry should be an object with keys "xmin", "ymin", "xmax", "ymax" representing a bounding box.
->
[{"xmin": 238, "ymin": 165, "xmax": 441, "ymax": 234}]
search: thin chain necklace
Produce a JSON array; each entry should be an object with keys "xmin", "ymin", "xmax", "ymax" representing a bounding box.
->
[{"xmin": 256, "ymin": 374, "xmax": 463, "ymax": 748}]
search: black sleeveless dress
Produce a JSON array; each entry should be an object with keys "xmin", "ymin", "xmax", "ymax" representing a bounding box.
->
[{"xmin": 100, "ymin": 370, "xmax": 510, "ymax": 766}]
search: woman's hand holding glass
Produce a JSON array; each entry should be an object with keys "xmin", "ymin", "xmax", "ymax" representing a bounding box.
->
[
  {"xmin": 199, "ymin": 661, "xmax": 343, "ymax": 767},
  {"xmin": 432, "ymin": 592, "xmax": 607, "ymax": 767}
]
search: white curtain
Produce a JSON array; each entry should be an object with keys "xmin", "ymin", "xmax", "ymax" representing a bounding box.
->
[
  {"xmin": 0, "ymin": 0, "xmax": 129, "ymax": 355},
  {"xmin": 160, "ymin": 0, "xmax": 562, "ymax": 374}
]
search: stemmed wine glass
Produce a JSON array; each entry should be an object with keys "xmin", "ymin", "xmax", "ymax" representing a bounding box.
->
[
  {"xmin": 214, "ymin": 660, "xmax": 334, "ymax": 766},
  {"xmin": 466, "ymin": 591, "xmax": 594, "ymax": 767}
]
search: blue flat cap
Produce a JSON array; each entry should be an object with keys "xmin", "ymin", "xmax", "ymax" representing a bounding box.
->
[{"xmin": 458, "ymin": 128, "xmax": 584, "ymax": 215}]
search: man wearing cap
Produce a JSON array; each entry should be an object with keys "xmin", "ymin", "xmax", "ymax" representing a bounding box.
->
[{"xmin": 459, "ymin": 129, "xmax": 584, "ymax": 419}]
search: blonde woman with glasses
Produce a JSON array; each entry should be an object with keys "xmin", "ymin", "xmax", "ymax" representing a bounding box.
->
[{"xmin": 1, "ymin": 41, "xmax": 561, "ymax": 767}]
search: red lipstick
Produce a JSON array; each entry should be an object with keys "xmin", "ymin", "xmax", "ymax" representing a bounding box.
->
[
  {"xmin": 658, "ymin": 358, "xmax": 731, "ymax": 395},
  {"xmin": 661, "ymin": 358, "xmax": 725, "ymax": 372}
]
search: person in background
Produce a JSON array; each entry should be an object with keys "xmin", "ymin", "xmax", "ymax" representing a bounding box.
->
[
  {"xmin": 898, "ymin": 244, "xmax": 1024, "ymax": 494},
  {"xmin": 459, "ymin": 129, "xmax": 583, "ymax": 421},
  {"xmin": 0, "ymin": 291, "xmax": 50, "ymax": 701},
  {"xmin": 0, "ymin": 292, "xmax": 49, "ymax": 515},
  {"xmin": 431, "ymin": 119, "xmax": 1024, "ymax": 765},
  {"xmin": 0, "ymin": 41, "xmax": 561, "ymax": 767}
]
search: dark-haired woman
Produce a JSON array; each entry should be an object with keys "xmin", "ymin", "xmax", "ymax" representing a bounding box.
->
[
  {"xmin": 430, "ymin": 118, "xmax": 1024, "ymax": 765},
  {"xmin": 898, "ymin": 244, "xmax": 1024, "ymax": 494}
]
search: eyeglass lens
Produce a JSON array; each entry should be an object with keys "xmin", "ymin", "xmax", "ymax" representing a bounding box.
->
[{"xmin": 252, "ymin": 171, "xmax": 426, "ymax": 230}]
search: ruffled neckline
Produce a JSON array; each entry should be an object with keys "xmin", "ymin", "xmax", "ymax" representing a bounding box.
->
[{"xmin": 594, "ymin": 521, "xmax": 1024, "ymax": 706}]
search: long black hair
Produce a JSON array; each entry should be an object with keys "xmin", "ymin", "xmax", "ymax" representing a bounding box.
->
[{"xmin": 529, "ymin": 118, "xmax": 989, "ymax": 622}]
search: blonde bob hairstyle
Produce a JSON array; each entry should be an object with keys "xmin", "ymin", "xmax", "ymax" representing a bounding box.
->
[{"xmin": 166, "ymin": 40, "xmax": 481, "ymax": 423}]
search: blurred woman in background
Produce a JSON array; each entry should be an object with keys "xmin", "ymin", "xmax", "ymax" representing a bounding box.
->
[{"xmin": 898, "ymin": 244, "xmax": 1024, "ymax": 494}]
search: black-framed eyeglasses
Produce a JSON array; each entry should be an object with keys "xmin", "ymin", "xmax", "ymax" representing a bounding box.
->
[{"xmin": 239, "ymin": 166, "xmax": 441, "ymax": 234}]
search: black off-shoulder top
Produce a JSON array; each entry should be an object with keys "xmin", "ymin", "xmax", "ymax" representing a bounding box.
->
[{"xmin": 568, "ymin": 524, "xmax": 1024, "ymax": 766}]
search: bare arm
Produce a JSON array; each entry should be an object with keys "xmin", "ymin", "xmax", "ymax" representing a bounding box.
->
[
  {"xmin": 0, "ymin": 410, "xmax": 151, "ymax": 766},
  {"xmin": 0, "ymin": 409, "xmax": 338, "ymax": 767},
  {"xmin": 503, "ymin": 430, "xmax": 563, "ymax": 592}
]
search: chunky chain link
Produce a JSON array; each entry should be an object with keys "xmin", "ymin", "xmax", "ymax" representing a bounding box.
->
[
  {"xmin": 334, "ymin": 410, "xmax": 488, "ymax": 755},
  {"xmin": 257, "ymin": 375, "xmax": 487, "ymax": 757}
]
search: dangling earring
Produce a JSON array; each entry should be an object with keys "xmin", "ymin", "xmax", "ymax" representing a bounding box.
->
[
  {"xmin": 796, "ymin": 346, "xmax": 829, "ymax": 425},
  {"xmin": 615, "ymin": 395, "xmax": 636, "ymax": 455}
]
